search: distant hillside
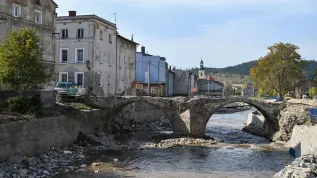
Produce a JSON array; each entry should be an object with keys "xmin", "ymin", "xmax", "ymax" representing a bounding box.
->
[{"xmin": 192, "ymin": 60, "xmax": 317, "ymax": 79}]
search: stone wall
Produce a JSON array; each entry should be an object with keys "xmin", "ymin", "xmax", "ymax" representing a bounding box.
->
[
  {"xmin": 113, "ymin": 102, "xmax": 169, "ymax": 132},
  {"xmin": 0, "ymin": 109, "xmax": 102, "ymax": 162}
]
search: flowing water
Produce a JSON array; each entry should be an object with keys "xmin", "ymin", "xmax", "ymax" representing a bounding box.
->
[{"xmin": 59, "ymin": 109, "xmax": 293, "ymax": 178}]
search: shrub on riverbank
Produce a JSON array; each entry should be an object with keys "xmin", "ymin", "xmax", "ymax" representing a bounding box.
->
[{"xmin": 0, "ymin": 96, "xmax": 41, "ymax": 115}]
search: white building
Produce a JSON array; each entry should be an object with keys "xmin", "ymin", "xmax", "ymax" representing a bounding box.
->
[
  {"xmin": 117, "ymin": 35, "xmax": 139, "ymax": 95},
  {"xmin": 55, "ymin": 11, "xmax": 137, "ymax": 96}
]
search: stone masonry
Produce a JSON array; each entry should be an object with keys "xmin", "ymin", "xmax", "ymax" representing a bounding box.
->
[{"xmin": 80, "ymin": 96, "xmax": 285, "ymax": 138}]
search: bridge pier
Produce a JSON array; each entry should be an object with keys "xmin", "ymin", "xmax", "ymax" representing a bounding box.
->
[{"xmin": 179, "ymin": 109, "xmax": 208, "ymax": 138}]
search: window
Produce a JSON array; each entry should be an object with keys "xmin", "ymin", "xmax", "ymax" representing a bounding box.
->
[
  {"xmin": 59, "ymin": 72, "xmax": 68, "ymax": 82},
  {"xmin": 61, "ymin": 29, "xmax": 68, "ymax": 39},
  {"xmin": 60, "ymin": 49, "xmax": 68, "ymax": 63},
  {"xmin": 12, "ymin": 4, "xmax": 21, "ymax": 17},
  {"xmin": 128, "ymin": 57, "xmax": 131, "ymax": 65},
  {"xmin": 76, "ymin": 48, "xmax": 84, "ymax": 63},
  {"xmin": 124, "ymin": 44, "xmax": 127, "ymax": 49},
  {"xmin": 75, "ymin": 72, "xmax": 84, "ymax": 87},
  {"xmin": 108, "ymin": 53, "xmax": 111, "ymax": 65},
  {"xmin": 109, "ymin": 34, "xmax": 112, "ymax": 44},
  {"xmin": 151, "ymin": 87, "xmax": 156, "ymax": 94},
  {"xmin": 100, "ymin": 30, "xmax": 103, "ymax": 41},
  {"xmin": 108, "ymin": 75, "xmax": 111, "ymax": 88},
  {"xmin": 124, "ymin": 68, "xmax": 127, "ymax": 79},
  {"xmin": 35, "ymin": 10, "xmax": 42, "ymax": 24},
  {"xmin": 77, "ymin": 29, "xmax": 84, "ymax": 38},
  {"xmin": 35, "ymin": 0, "xmax": 40, "ymax": 5},
  {"xmin": 124, "ymin": 56, "xmax": 126, "ymax": 64},
  {"xmin": 99, "ymin": 72, "xmax": 103, "ymax": 87},
  {"xmin": 99, "ymin": 51, "xmax": 103, "ymax": 64},
  {"xmin": 118, "ymin": 56, "xmax": 121, "ymax": 67}
]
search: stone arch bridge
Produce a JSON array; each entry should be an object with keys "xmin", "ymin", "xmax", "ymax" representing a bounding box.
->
[{"xmin": 80, "ymin": 96, "xmax": 285, "ymax": 138}]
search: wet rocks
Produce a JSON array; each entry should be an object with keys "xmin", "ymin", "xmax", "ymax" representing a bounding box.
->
[
  {"xmin": 153, "ymin": 137, "xmax": 217, "ymax": 148},
  {"xmin": 273, "ymin": 151, "xmax": 317, "ymax": 178}
]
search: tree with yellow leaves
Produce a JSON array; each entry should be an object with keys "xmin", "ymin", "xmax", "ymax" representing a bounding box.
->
[{"xmin": 250, "ymin": 42, "xmax": 304, "ymax": 99}]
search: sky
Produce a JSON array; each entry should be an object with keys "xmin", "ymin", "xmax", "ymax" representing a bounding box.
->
[{"xmin": 54, "ymin": 0, "xmax": 317, "ymax": 69}]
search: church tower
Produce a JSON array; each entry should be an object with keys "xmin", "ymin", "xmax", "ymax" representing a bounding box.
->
[{"xmin": 198, "ymin": 59, "xmax": 206, "ymax": 79}]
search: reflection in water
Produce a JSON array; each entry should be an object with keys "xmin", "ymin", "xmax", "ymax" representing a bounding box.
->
[{"xmin": 58, "ymin": 109, "xmax": 293, "ymax": 178}]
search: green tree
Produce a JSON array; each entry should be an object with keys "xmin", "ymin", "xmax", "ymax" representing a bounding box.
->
[
  {"xmin": 0, "ymin": 28, "xmax": 52, "ymax": 95},
  {"xmin": 309, "ymin": 87, "xmax": 317, "ymax": 97},
  {"xmin": 250, "ymin": 42, "xmax": 304, "ymax": 99}
]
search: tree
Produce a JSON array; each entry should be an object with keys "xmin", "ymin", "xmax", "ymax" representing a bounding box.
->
[
  {"xmin": 224, "ymin": 80, "xmax": 233, "ymax": 97},
  {"xmin": 309, "ymin": 87, "xmax": 317, "ymax": 98},
  {"xmin": 0, "ymin": 28, "xmax": 53, "ymax": 95},
  {"xmin": 250, "ymin": 42, "xmax": 304, "ymax": 99}
]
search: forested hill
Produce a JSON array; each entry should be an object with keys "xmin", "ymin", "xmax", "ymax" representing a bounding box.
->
[{"xmin": 192, "ymin": 60, "xmax": 317, "ymax": 78}]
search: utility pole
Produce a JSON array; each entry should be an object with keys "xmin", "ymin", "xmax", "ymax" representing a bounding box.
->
[{"xmin": 148, "ymin": 58, "xmax": 150, "ymax": 95}]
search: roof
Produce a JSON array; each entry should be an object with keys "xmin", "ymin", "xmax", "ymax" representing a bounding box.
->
[
  {"xmin": 57, "ymin": 15, "xmax": 116, "ymax": 28},
  {"xmin": 118, "ymin": 35, "xmax": 139, "ymax": 45},
  {"xmin": 137, "ymin": 52, "xmax": 166, "ymax": 60},
  {"xmin": 168, "ymin": 70, "xmax": 175, "ymax": 74},
  {"xmin": 198, "ymin": 78, "xmax": 224, "ymax": 86},
  {"xmin": 50, "ymin": 0, "xmax": 58, "ymax": 7}
]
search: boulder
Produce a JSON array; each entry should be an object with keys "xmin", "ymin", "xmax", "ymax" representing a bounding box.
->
[
  {"xmin": 242, "ymin": 111, "xmax": 266, "ymax": 137},
  {"xmin": 246, "ymin": 111, "xmax": 265, "ymax": 127}
]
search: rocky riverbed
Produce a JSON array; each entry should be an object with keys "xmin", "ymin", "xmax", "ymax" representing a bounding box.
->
[
  {"xmin": 151, "ymin": 137, "xmax": 217, "ymax": 148},
  {"xmin": 0, "ymin": 133, "xmax": 127, "ymax": 178},
  {"xmin": 273, "ymin": 150, "xmax": 317, "ymax": 178},
  {"xmin": 0, "ymin": 131, "xmax": 218, "ymax": 178}
]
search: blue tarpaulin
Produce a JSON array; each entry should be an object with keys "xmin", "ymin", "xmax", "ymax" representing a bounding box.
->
[{"xmin": 309, "ymin": 108, "xmax": 317, "ymax": 124}]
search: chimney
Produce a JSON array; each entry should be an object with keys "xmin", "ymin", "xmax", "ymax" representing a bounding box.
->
[
  {"xmin": 141, "ymin": 46, "xmax": 145, "ymax": 54},
  {"xmin": 69, "ymin": 11, "xmax": 77, "ymax": 17},
  {"xmin": 169, "ymin": 66, "xmax": 171, "ymax": 70}
]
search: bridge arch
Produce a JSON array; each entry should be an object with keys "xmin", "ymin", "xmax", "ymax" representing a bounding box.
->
[
  {"xmin": 186, "ymin": 97, "xmax": 284, "ymax": 138},
  {"xmin": 102, "ymin": 97, "xmax": 190, "ymax": 135}
]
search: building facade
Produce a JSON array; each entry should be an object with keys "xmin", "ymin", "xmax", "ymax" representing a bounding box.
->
[
  {"xmin": 167, "ymin": 70, "xmax": 175, "ymax": 96},
  {"xmin": 136, "ymin": 46, "xmax": 166, "ymax": 96},
  {"xmin": 172, "ymin": 70, "xmax": 197, "ymax": 96},
  {"xmin": 117, "ymin": 35, "xmax": 138, "ymax": 95},
  {"xmin": 55, "ymin": 11, "xmax": 119, "ymax": 96},
  {"xmin": 242, "ymin": 83, "xmax": 255, "ymax": 98},
  {"xmin": 0, "ymin": 0, "xmax": 58, "ymax": 90}
]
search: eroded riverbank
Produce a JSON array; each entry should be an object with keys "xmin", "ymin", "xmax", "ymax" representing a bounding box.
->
[{"xmin": 55, "ymin": 109, "xmax": 294, "ymax": 178}]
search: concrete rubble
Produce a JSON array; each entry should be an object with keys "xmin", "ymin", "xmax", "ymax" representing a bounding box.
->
[
  {"xmin": 273, "ymin": 104, "xmax": 312, "ymax": 142},
  {"xmin": 273, "ymin": 150, "xmax": 317, "ymax": 178}
]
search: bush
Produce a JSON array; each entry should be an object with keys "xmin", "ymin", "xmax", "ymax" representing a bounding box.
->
[
  {"xmin": 3, "ymin": 96, "xmax": 41, "ymax": 114},
  {"xmin": 309, "ymin": 87, "xmax": 317, "ymax": 98}
]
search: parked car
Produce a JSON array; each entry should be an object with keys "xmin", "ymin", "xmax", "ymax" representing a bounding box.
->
[{"xmin": 54, "ymin": 82, "xmax": 78, "ymax": 95}]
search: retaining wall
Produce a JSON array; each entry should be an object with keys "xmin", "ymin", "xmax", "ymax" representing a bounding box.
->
[
  {"xmin": 0, "ymin": 109, "xmax": 102, "ymax": 162},
  {"xmin": 285, "ymin": 125, "xmax": 317, "ymax": 157}
]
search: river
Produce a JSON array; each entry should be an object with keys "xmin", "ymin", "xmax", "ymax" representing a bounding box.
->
[{"xmin": 58, "ymin": 109, "xmax": 293, "ymax": 178}]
